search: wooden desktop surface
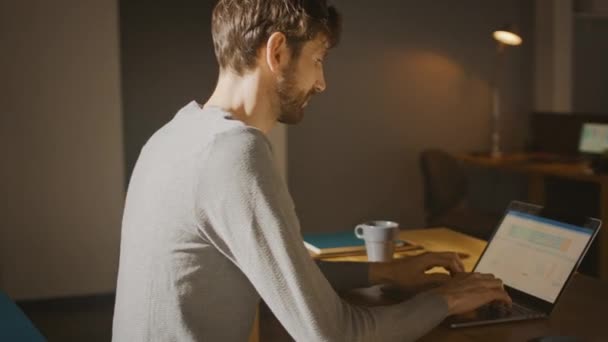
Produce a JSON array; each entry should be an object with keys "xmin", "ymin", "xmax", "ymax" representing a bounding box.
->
[
  {"xmin": 323, "ymin": 228, "xmax": 608, "ymax": 342},
  {"xmin": 318, "ymin": 228, "xmax": 486, "ymax": 272},
  {"xmin": 455, "ymin": 152, "xmax": 608, "ymax": 281}
]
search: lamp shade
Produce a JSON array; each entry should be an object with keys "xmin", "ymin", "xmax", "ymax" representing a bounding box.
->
[{"xmin": 493, "ymin": 27, "xmax": 522, "ymax": 46}]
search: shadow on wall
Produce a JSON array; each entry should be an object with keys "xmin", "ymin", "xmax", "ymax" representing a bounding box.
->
[
  {"xmin": 289, "ymin": 46, "xmax": 499, "ymax": 233},
  {"xmin": 380, "ymin": 48, "xmax": 492, "ymax": 148}
]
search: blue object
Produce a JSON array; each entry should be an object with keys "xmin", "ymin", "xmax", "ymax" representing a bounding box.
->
[
  {"xmin": 0, "ymin": 291, "xmax": 46, "ymax": 341},
  {"xmin": 303, "ymin": 230, "xmax": 364, "ymax": 250},
  {"xmin": 303, "ymin": 230, "xmax": 408, "ymax": 255}
]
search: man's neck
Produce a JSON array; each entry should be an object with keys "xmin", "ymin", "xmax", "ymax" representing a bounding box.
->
[{"xmin": 204, "ymin": 69, "xmax": 278, "ymax": 134}]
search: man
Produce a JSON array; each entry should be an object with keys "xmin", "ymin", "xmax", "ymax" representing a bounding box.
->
[{"xmin": 112, "ymin": 1, "xmax": 511, "ymax": 341}]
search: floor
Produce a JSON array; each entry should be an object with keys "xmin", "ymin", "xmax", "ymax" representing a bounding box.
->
[
  {"xmin": 18, "ymin": 294, "xmax": 115, "ymax": 342},
  {"xmin": 17, "ymin": 294, "xmax": 289, "ymax": 342}
]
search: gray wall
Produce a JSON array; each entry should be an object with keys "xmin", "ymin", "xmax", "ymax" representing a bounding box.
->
[
  {"xmin": 573, "ymin": 18, "xmax": 608, "ymax": 113},
  {"xmin": 289, "ymin": 0, "xmax": 535, "ymax": 233},
  {"xmin": 1, "ymin": 0, "xmax": 125, "ymax": 299},
  {"xmin": 120, "ymin": 0, "xmax": 218, "ymax": 179}
]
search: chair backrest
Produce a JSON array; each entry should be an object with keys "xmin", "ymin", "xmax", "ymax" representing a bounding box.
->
[
  {"xmin": 419, "ymin": 149, "xmax": 468, "ymax": 219},
  {"xmin": 0, "ymin": 291, "xmax": 45, "ymax": 341}
]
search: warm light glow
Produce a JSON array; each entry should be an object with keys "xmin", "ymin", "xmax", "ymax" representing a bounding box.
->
[{"xmin": 493, "ymin": 30, "xmax": 522, "ymax": 46}]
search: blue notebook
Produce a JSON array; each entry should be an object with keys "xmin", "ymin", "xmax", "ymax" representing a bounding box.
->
[{"xmin": 303, "ymin": 230, "xmax": 419, "ymax": 257}]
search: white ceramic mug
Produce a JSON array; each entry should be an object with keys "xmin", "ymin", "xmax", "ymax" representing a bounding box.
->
[{"xmin": 354, "ymin": 221, "xmax": 400, "ymax": 262}]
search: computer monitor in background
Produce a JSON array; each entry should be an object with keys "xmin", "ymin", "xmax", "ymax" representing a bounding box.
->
[{"xmin": 579, "ymin": 123, "xmax": 608, "ymax": 155}]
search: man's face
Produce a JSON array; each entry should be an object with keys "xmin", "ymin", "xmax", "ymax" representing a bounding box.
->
[{"xmin": 276, "ymin": 36, "xmax": 328, "ymax": 124}]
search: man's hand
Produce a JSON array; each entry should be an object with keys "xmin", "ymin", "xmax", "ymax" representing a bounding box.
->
[
  {"xmin": 369, "ymin": 252, "xmax": 466, "ymax": 292},
  {"xmin": 430, "ymin": 272, "xmax": 512, "ymax": 315}
]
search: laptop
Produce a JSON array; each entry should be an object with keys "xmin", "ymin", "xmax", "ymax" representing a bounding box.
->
[
  {"xmin": 579, "ymin": 122, "xmax": 608, "ymax": 155},
  {"xmin": 577, "ymin": 122, "xmax": 608, "ymax": 172},
  {"xmin": 449, "ymin": 201, "xmax": 601, "ymax": 328}
]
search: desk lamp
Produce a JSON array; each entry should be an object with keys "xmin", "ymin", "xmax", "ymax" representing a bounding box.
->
[{"xmin": 491, "ymin": 25, "xmax": 522, "ymax": 158}]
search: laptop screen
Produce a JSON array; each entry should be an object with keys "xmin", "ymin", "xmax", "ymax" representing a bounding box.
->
[
  {"xmin": 579, "ymin": 122, "xmax": 608, "ymax": 154},
  {"xmin": 475, "ymin": 210, "xmax": 594, "ymax": 303}
]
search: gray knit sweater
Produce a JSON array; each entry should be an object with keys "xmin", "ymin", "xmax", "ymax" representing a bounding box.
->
[{"xmin": 112, "ymin": 101, "xmax": 448, "ymax": 341}]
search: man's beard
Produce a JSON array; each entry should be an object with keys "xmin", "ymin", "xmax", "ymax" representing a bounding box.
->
[{"xmin": 276, "ymin": 64, "xmax": 314, "ymax": 125}]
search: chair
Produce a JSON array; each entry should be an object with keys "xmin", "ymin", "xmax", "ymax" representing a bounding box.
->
[
  {"xmin": 0, "ymin": 291, "xmax": 45, "ymax": 341},
  {"xmin": 419, "ymin": 149, "xmax": 500, "ymax": 240}
]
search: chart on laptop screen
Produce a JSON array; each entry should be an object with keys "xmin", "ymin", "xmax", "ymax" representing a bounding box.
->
[{"xmin": 475, "ymin": 211, "xmax": 593, "ymax": 303}]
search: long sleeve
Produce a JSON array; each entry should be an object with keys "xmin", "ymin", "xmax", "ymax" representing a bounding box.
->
[{"xmin": 196, "ymin": 127, "xmax": 448, "ymax": 341}]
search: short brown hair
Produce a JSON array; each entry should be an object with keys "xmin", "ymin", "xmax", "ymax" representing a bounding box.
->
[{"xmin": 211, "ymin": 0, "xmax": 341, "ymax": 75}]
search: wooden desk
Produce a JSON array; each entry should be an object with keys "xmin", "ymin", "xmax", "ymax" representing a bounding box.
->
[
  {"xmin": 320, "ymin": 228, "xmax": 486, "ymax": 272},
  {"xmin": 255, "ymin": 228, "xmax": 608, "ymax": 341},
  {"xmin": 405, "ymin": 228, "xmax": 608, "ymax": 342},
  {"xmin": 456, "ymin": 153, "xmax": 608, "ymax": 281},
  {"xmin": 422, "ymin": 274, "xmax": 608, "ymax": 342},
  {"xmin": 343, "ymin": 228, "xmax": 608, "ymax": 342}
]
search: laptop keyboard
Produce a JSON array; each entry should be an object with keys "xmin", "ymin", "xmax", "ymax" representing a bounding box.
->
[{"xmin": 478, "ymin": 302, "xmax": 545, "ymax": 320}]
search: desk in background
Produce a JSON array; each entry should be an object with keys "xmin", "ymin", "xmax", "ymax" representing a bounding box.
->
[{"xmin": 456, "ymin": 152, "xmax": 608, "ymax": 281}]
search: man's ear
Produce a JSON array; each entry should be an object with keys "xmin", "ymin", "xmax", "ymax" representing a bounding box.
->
[{"xmin": 265, "ymin": 32, "xmax": 289, "ymax": 74}]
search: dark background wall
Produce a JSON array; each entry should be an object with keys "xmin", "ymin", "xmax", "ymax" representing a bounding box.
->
[
  {"xmin": 120, "ymin": 0, "xmax": 217, "ymax": 178},
  {"xmin": 289, "ymin": 0, "xmax": 535, "ymax": 232},
  {"xmin": 120, "ymin": 0, "xmax": 534, "ymax": 234},
  {"xmin": 573, "ymin": 18, "xmax": 608, "ymax": 113}
]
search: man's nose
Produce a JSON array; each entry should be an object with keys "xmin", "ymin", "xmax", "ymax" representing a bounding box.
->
[{"xmin": 314, "ymin": 74, "xmax": 326, "ymax": 93}]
